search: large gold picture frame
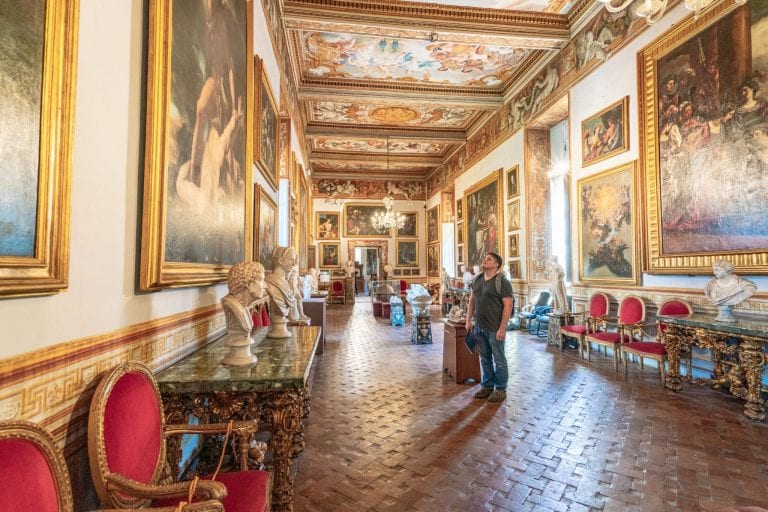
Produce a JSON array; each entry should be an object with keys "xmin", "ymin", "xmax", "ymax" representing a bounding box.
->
[
  {"xmin": 464, "ymin": 169, "xmax": 503, "ymax": 268},
  {"xmin": 581, "ymin": 96, "xmax": 629, "ymax": 167},
  {"xmin": 319, "ymin": 242, "xmax": 341, "ymax": 268},
  {"xmin": 0, "ymin": 0, "xmax": 78, "ymax": 298},
  {"xmin": 343, "ymin": 203, "xmax": 391, "ymax": 238},
  {"xmin": 577, "ymin": 161, "xmax": 639, "ymax": 285},
  {"xmin": 395, "ymin": 240, "xmax": 418, "ymax": 267},
  {"xmin": 640, "ymin": 2, "xmax": 768, "ymax": 274},
  {"xmin": 316, "ymin": 212, "xmax": 340, "ymax": 240},
  {"xmin": 254, "ymin": 56, "xmax": 279, "ymax": 190},
  {"xmin": 140, "ymin": 0, "xmax": 253, "ymax": 290}
]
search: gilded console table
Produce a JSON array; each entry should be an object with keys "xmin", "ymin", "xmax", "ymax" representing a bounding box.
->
[
  {"xmin": 156, "ymin": 325, "xmax": 321, "ymax": 512},
  {"xmin": 659, "ymin": 313, "xmax": 768, "ymax": 421}
]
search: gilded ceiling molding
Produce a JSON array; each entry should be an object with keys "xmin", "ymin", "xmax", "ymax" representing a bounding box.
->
[{"xmin": 304, "ymin": 123, "xmax": 467, "ymax": 141}]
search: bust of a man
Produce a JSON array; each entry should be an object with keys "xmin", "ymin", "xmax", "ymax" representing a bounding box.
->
[
  {"xmin": 265, "ymin": 246, "xmax": 298, "ymax": 337},
  {"xmin": 705, "ymin": 259, "xmax": 757, "ymax": 321},
  {"xmin": 287, "ymin": 264, "xmax": 311, "ymax": 325},
  {"xmin": 307, "ymin": 267, "xmax": 319, "ymax": 294},
  {"xmin": 221, "ymin": 261, "xmax": 266, "ymax": 365}
]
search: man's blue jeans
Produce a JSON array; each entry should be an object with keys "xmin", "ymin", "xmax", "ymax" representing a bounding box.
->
[{"xmin": 473, "ymin": 326, "xmax": 508, "ymax": 390}]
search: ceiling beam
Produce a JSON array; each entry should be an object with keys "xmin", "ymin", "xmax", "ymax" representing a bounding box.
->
[
  {"xmin": 297, "ymin": 85, "xmax": 503, "ymax": 109},
  {"xmin": 304, "ymin": 124, "xmax": 467, "ymax": 142}
]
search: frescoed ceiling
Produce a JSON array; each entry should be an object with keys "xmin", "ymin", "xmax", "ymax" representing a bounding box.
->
[{"xmin": 276, "ymin": 0, "xmax": 586, "ymax": 182}]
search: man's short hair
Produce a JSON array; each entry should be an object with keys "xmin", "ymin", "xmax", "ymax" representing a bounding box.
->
[{"xmin": 487, "ymin": 252, "xmax": 502, "ymax": 268}]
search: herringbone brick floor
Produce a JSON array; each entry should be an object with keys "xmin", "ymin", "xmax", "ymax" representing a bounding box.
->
[{"xmin": 293, "ymin": 298, "xmax": 768, "ymax": 511}]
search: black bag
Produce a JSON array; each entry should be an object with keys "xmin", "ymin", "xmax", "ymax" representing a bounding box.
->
[{"xmin": 464, "ymin": 328, "xmax": 477, "ymax": 353}]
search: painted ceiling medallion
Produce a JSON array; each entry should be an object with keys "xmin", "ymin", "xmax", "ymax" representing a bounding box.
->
[{"xmin": 369, "ymin": 107, "xmax": 419, "ymax": 123}]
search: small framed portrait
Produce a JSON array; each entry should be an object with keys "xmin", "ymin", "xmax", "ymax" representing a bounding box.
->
[
  {"xmin": 393, "ymin": 268, "xmax": 402, "ymax": 276},
  {"xmin": 581, "ymin": 96, "xmax": 629, "ymax": 167},
  {"xmin": 426, "ymin": 205, "xmax": 440, "ymax": 243},
  {"xmin": 456, "ymin": 197, "xmax": 464, "ymax": 221},
  {"xmin": 319, "ymin": 242, "xmax": 341, "ymax": 268},
  {"xmin": 508, "ymin": 233, "xmax": 519, "ymax": 257},
  {"xmin": 456, "ymin": 244, "xmax": 464, "ymax": 264},
  {"xmin": 506, "ymin": 200, "xmax": 520, "ymax": 232},
  {"xmin": 505, "ymin": 165, "xmax": 519, "ymax": 200},
  {"xmin": 508, "ymin": 259, "xmax": 521, "ymax": 279},
  {"xmin": 402, "ymin": 268, "xmax": 411, "ymax": 276},
  {"xmin": 457, "ymin": 224, "xmax": 464, "ymax": 245},
  {"xmin": 316, "ymin": 212, "xmax": 340, "ymax": 240}
]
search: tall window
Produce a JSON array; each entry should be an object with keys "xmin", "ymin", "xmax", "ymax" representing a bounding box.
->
[{"xmin": 548, "ymin": 119, "xmax": 570, "ymax": 282}]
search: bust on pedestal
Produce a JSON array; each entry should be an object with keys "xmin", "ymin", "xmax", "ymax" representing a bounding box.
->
[
  {"xmin": 265, "ymin": 246, "xmax": 299, "ymax": 338},
  {"xmin": 221, "ymin": 261, "xmax": 266, "ymax": 365},
  {"xmin": 705, "ymin": 259, "xmax": 757, "ymax": 322}
]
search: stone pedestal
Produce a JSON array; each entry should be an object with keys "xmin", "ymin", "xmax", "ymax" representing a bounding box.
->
[{"xmin": 412, "ymin": 315, "xmax": 433, "ymax": 344}]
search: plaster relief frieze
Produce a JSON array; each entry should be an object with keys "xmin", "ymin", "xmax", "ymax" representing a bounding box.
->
[{"xmin": 313, "ymin": 178, "xmax": 425, "ymax": 200}]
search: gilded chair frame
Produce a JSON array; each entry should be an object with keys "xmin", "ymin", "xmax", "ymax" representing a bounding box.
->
[
  {"xmin": 585, "ymin": 294, "xmax": 646, "ymax": 371},
  {"xmin": 558, "ymin": 292, "xmax": 610, "ymax": 355},
  {"xmin": 88, "ymin": 362, "xmax": 265, "ymax": 510},
  {"xmin": 621, "ymin": 298, "xmax": 694, "ymax": 385}
]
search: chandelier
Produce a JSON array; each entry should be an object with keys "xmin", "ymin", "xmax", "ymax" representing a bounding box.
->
[
  {"xmin": 371, "ymin": 138, "xmax": 407, "ymax": 231},
  {"xmin": 596, "ymin": 0, "xmax": 746, "ymax": 24}
]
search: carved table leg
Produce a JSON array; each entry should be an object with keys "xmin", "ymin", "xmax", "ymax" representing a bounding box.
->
[
  {"xmin": 270, "ymin": 390, "xmax": 303, "ymax": 512},
  {"xmin": 665, "ymin": 325, "xmax": 683, "ymax": 391},
  {"xmin": 739, "ymin": 338, "xmax": 766, "ymax": 421}
]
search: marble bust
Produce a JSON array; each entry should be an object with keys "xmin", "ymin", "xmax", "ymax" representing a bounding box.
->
[
  {"xmin": 265, "ymin": 246, "xmax": 298, "ymax": 338},
  {"xmin": 287, "ymin": 264, "xmax": 311, "ymax": 325},
  {"xmin": 461, "ymin": 264, "xmax": 473, "ymax": 290},
  {"xmin": 221, "ymin": 261, "xmax": 266, "ymax": 365},
  {"xmin": 705, "ymin": 259, "xmax": 757, "ymax": 322},
  {"xmin": 307, "ymin": 267, "xmax": 319, "ymax": 294}
]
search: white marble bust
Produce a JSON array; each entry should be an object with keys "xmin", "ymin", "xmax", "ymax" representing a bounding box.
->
[
  {"xmin": 287, "ymin": 264, "xmax": 311, "ymax": 325},
  {"xmin": 221, "ymin": 261, "xmax": 266, "ymax": 365},
  {"xmin": 265, "ymin": 246, "xmax": 298, "ymax": 337},
  {"xmin": 705, "ymin": 259, "xmax": 757, "ymax": 322}
]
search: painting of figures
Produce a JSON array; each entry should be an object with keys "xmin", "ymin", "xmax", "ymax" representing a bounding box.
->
[
  {"xmin": 427, "ymin": 205, "xmax": 439, "ymax": 243},
  {"xmin": 343, "ymin": 203, "xmax": 391, "ymax": 237},
  {"xmin": 427, "ymin": 243, "xmax": 440, "ymax": 277},
  {"xmin": 0, "ymin": 0, "xmax": 77, "ymax": 296},
  {"xmin": 508, "ymin": 259, "xmax": 521, "ymax": 279},
  {"xmin": 254, "ymin": 184, "xmax": 277, "ymax": 270},
  {"xmin": 396, "ymin": 212, "xmax": 418, "ymax": 237},
  {"xmin": 506, "ymin": 200, "xmax": 520, "ymax": 231},
  {"xmin": 396, "ymin": 240, "xmax": 418, "ymax": 267},
  {"xmin": 316, "ymin": 212, "xmax": 340, "ymax": 240},
  {"xmin": 641, "ymin": 2, "xmax": 768, "ymax": 274},
  {"xmin": 465, "ymin": 170, "xmax": 502, "ymax": 267},
  {"xmin": 319, "ymin": 242, "xmax": 340, "ymax": 267},
  {"xmin": 456, "ymin": 197, "xmax": 463, "ymax": 221},
  {"xmin": 141, "ymin": 0, "xmax": 252, "ymax": 290},
  {"xmin": 581, "ymin": 97, "xmax": 629, "ymax": 166},
  {"xmin": 577, "ymin": 162, "xmax": 638, "ymax": 285},
  {"xmin": 255, "ymin": 57, "xmax": 279, "ymax": 188},
  {"xmin": 505, "ymin": 165, "xmax": 520, "ymax": 199},
  {"xmin": 508, "ymin": 233, "xmax": 519, "ymax": 257}
]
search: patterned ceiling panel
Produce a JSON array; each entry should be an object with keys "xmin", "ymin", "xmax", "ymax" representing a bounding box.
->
[
  {"xmin": 313, "ymin": 160, "xmax": 435, "ymax": 173},
  {"xmin": 311, "ymin": 137, "xmax": 450, "ymax": 154},
  {"xmin": 309, "ymin": 101, "xmax": 476, "ymax": 128},
  {"xmin": 300, "ymin": 31, "xmax": 531, "ymax": 89},
  {"xmin": 398, "ymin": 0, "xmax": 570, "ymax": 12}
]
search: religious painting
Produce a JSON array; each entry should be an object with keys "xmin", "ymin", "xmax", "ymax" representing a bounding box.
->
[
  {"xmin": 640, "ymin": 2, "xmax": 768, "ymax": 274},
  {"xmin": 141, "ymin": 0, "xmax": 253, "ymax": 290},
  {"xmin": 427, "ymin": 205, "xmax": 440, "ymax": 243},
  {"xmin": 457, "ymin": 225, "xmax": 464, "ymax": 245},
  {"xmin": 254, "ymin": 184, "xmax": 277, "ymax": 270},
  {"xmin": 505, "ymin": 165, "xmax": 520, "ymax": 199},
  {"xmin": 506, "ymin": 200, "xmax": 520, "ymax": 231},
  {"xmin": 298, "ymin": 173, "xmax": 309, "ymax": 270},
  {"xmin": 308, "ymin": 245, "xmax": 316, "ymax": 269},
  {"xmin": 508, "ymin": 233, "xmax": 519, "ymax": 258},
  {"xmin": 343, "ymin": 203, "xmax": 391, "ymax": 237},
  {"xmin": 456, "ymin": 244, "xmax": 464, "ymax": 265},
  {"xmin": 581, "ymin": 97, "xmax": 629, "ymax": 166},
  {"xmin": 316, "ymin": 212, "xmax": 340, "ymax": 240},
  {"xmin": 427, "ymin": 243, "xmax": 440, "ymax": 277},
  {"xmin": 464, "ymin": 170, "xmax": 503, "ymax": 268},
  {"xmin": 0, "ymin": 0, "xmax": 77, "ymax": 297},
  {"xmin": 396, "ymin": 212, "xmax": 418, "ymax": 237},
  {"xmin": 508, "ymin": 259, "xmax": 521, "ymax": 279},
  {"xmin": 319, "ymin": 242, "xmax": 341, "ymax": 268},
  {"xmin": 254, "ymin": 56, "xmax": 279, "ymax": 189},
  {"xmin": 577, "ymin": 162, "xmax": 639, "ymax": 285},
  {"xmin": 396, "ymin": 240, "xmax": 418, "ymax": 267},
  {"xmin": 456, "ymin": 197, "xmax": 464, "ymax": 221}
]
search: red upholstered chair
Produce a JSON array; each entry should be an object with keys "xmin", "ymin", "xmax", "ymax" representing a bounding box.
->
[
  {"xmin": 88, "ymin": 362, "xmax": 270, "ymax": 511},
  {"xmin": 585, "ymin": 294, "xmax": 646, "ymax": 371},
  {"xmin": 621, "ymin": 298, "xmax": 694, "ymax": 385},
  {"xmin": 328, "ymin": 279, "xmax": 345, "ymax": 304},
  {"xmin": 399, "ymin": 280, "xmax": 408, "ymax": 300},
  {"xmin": 0, "ymin": 420, "xmax": 216, "ymax": 512},
  {"xmin": 558, "ymin": 292, "xmax": 610, "ymax": 356}
]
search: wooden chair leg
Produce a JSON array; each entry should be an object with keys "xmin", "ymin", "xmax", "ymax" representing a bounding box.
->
[
  {"xmin": 623, "ymin": 350, "xmax": 629, "ymax": 374},
  {"xmin": 659, "ymin": 358, "xmax": 665, "ymax": 386}
]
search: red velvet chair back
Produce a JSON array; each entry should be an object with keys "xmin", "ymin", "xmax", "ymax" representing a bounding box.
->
[
  {"xmin": 0, "ymin": 421, "xmax": 72, "ymax": 512},
  {"xmin": 332, "ymin": 280, "xmax": 343, "ymax": 293},
  {"xmin": 617, "ymin": 295, "xmax": 646, "ymax": 325},
  {"xmin": 89, "ymin": 362, "xmax": 165, "ymax": 508},
  {"xmin": 400, "ymin": 280, "xmax": 408, "ymax": 292},
  {"xmin": 588, "ymin": 292, "xmax": 610, "ymax": 318},
  {"xmin": 657, "ymin": 298, "xmax": 693, "ymax": 335}
]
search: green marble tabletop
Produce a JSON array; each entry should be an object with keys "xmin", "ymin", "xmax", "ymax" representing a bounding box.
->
[
  {"xmin": 156, "ymin": 326, "xmax": 322, "ymax": 393},
  {"xmin": 657, "ymin": 313, "xmax": 768, "ymax": 338}
]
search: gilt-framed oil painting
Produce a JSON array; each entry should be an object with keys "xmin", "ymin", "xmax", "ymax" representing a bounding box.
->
[
  {"xmin": 0, "ymin": 0, "xmax": 78, "ymax": 297},
  {"xmin": 426, "ymin": 205, "xmax": 440, "ymax": 243},
  {"xmin": 505, "ymin": 165, "xmax": 519, "ymax": 200},
  {"xmin": 508, "ymin": 233, "xmax": 519, "ymax": 258},
  {"xmin": 319, "ymin": 242, "xmax": 341, "ymax": 268},
  {"xmin": 141, "ymin": 0, "xmax": 253, "ymax": 290},
  {"xmin": 456, "ymin": 197, "xmax": 463, "ymax": 221},
  {"xmin": 396, "ymin": 212, "xmax": 418, "ymax": 237},
  {"xmin": 506, "ymin": 200, "xmax": 520, "ymax": 232},
  {"xmin": 427, "ymin": 243, "xmax": 440, "ymax": 277},
  {"xmin": 640, "ymin": 1, "xmax": 768, "ymax": 274},
  {"xmin": 254, "ymin": 184, "xmax": 277, "ymax": 270},
  {"xmin": 581, "ymin": 96, "xmax": 629, "ymax": 167},
  {"xmin": 508, "ymin": 259, "xmax": 521, "ymax": 279},
  {"xmin": 577, "ymin": 161, "xmax": 639, "ymax": 285},
  {"xmin": 456, "ymin": 244, "xmax": 464, "ymax": 265},
  {"xmin": 254, "ymin": 56, "xmax": 279, "ymax": 190},
  {"xmin": 464, "ymin": 169, "xmax": 503, "ymax": 267},
  {"xmin": 316, "ymin": 212, "xmax": 340, "ymax": 240},
  {"xmin": 396, "ymin": 240, "xmax": 418, "ymax": 267},
  {"xmin": 343, "ymin": 203, "xmax": 391, "ymax": 237}
]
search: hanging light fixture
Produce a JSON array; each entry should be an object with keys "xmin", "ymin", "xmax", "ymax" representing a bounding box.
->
[
  {"xmin": 371, "ymin": 137, "xmax": 407, "ymax": 231},
  {"xmin": 596, "ymin": 0, "xmax": 747, "ymax": 25}
]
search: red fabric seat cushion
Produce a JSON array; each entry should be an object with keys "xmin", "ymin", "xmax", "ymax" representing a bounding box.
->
[
  {"xmin": 154, "ymin": 470, "xmax": 270, "ymax": 512},
  {"xmin": 104, "ymin": 372, "xmax": 162, "ymax": 484},
  {"xmin": 623, "ymin": 342, "xmax": 666, "ymax": 356},
  {"xmin": 588, "ymin": 332, "xmax": 624, "ymax": 344},
  {"xmin": 0, "ymin": 439, "xmax": 60, "ymax": 512},
  {"xmin": 561, "ymin": 325, "xmax": 587, "ymax": 336}
]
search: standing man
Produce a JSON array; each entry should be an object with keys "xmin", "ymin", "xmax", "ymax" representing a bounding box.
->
[{"xmin": 465, "ymin": 252, "xmax": 514, "ymax": 402}]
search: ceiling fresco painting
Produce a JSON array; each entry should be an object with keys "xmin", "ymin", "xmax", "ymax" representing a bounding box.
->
[
  {"xmin": 313, "ymin": 178, "xmax": 426, "ymax": 200},
  {"xmin": 312, "ymin": 160, "xmax": 436, "ymax": 173},
  {"xmin": 312, "ymin": 138, "xmax": 448, "ymax": 155},
  {"xmin": 310, "ymin": 102, "xmax": 476, "ymax": 128},
  {"xmin": 301, "ymin": 32, "xmax": 531, "ymax": 88}
]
